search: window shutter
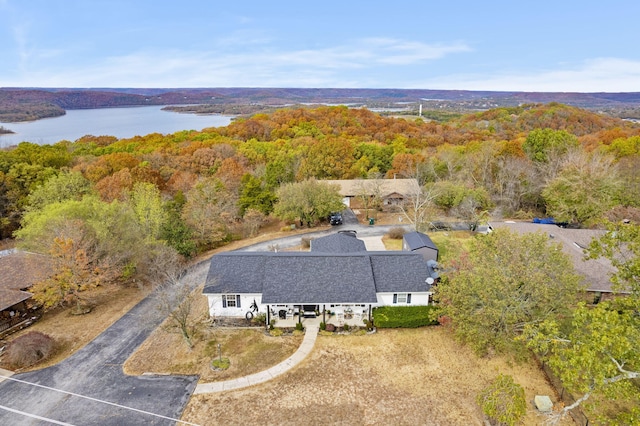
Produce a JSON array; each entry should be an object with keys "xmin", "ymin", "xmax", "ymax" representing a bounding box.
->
[
  {"xmin": 222, "ymin": 296, "xmax": 227, "ymax": 308},
  {"xmin": 393, "ymin": 293, "xmax": 397, "ymax": 304},
  {"xmin": 236, "ymin": 295, "xmax": 241, "ymax": 308},
  {"xmin": 407, "ymin": 293, "xmax": 412, "ymax": 304}
]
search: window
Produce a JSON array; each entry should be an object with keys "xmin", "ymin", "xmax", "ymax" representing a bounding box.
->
[
  {"xmin": 393, "ymin": 293, "xmax": 412, "ymax": 304},
  {"xmin": 222, "ymin": 295, "xmax": 241, "ymax": 308}
]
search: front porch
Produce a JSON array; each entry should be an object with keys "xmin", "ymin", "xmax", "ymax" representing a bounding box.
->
[{"xmin": 267, "ymin": 304, "xmax": 371, "ymax": 328}]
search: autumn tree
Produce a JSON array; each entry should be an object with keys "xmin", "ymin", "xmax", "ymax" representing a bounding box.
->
[
  {"xmin": 15, "ymin": 196, "xmax": 147, "ymax": 288},
  {"xmin": 273, "ymin": 179, "xmax": 344, "ymax": 227},
  {"xmin": 32, "ymin": 236, "xmax": 98, "ymax": 312},
  {"xmin": 182, "ymin": 178, "xmax": 237, "ymax": 249},
  {"xmin": 434, "ymin": 228, "xmax": 581, "ymax": 356}
]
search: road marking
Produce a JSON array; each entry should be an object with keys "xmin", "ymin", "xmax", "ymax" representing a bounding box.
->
[
  {"xmin": 0, "ymin": 375, "xmax": 200, "ymax": 426},
  {"xmin": 0, "ymin": 404, "xmax": 76, "ymax": 425}
]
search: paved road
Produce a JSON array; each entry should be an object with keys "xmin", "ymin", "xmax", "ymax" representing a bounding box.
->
[
  {"xmin": 236, "ymin": 209, "xmax": 413, "ymax": 252},
  {"xmin": 0, "ymin": 262, "xmax": 211, "ymax": 426}
]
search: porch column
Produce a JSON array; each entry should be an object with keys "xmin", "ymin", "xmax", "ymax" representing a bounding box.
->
[
  {"xmin": 266, "ymin": 305, "xmax": 270, "ymax": 330},
  {"xmin": 368, "ymin": 304, "xmax": 372, "ymax": 322}
]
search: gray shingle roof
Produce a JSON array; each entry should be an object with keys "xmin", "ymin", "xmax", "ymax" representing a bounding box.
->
[
  {"xmin": 490, "ymin": 222, "xmax": 619, "ymax": 293},
  {"xmin": 369, "ymin": 252, "xmax": 432, "ymax": 292},
  {"xmin": 403, "ymin": 231, "xmax": 438, "ymax": 251},
  {"xmin": 204, "ymin": 251, "xmax": 432, "ymax": 304},
  {"xmin": 311, "ymin": 233, "xmax": 367, "ymax": 253}
]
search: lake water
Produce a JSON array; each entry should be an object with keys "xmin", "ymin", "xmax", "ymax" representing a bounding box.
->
[{"xmin": 0, "ymin": 106, "xmax": 233, "ymax": 148}]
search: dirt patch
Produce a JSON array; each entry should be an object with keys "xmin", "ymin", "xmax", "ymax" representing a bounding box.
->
[{"xmin": 181, "ymin": 327, "xmax": 573, "ymax": 426}]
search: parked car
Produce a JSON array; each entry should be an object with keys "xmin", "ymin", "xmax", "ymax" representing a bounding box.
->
[{"xmin": 329, "ymin": 212, "xmax": 343, "ymax": 225}]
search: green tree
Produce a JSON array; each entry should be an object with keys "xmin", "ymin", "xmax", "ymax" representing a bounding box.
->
[
  {"xmin": 129, "ymin": 182, "xmax": 167, "ymax": 241},
  {"xmin": 542, "ymin": 151, "xmax": 621, "ymax": 225},
  {"xmin": 238, "ymin": 173, "xmax": 276, "ymax": 216},
  {"xmin": 26, "ymin": 170, "xmax": 94, "ymax": 212},
  {"xmin": 434, "ymin": 228, "xmax": 581, "ymax": 356},
  {"xmin": 160, "ymin": 191, "xmax": 197, "ymax": 258},
  {"xmin": 15, "ymin": 196, "xmax": 146, "ymax": 286},
  {"xmin": 477, "ymin": 374, "xmax": 526, "ymax": 426},
  {"xmin": 523, "ymin": 221, "xmax": 640, "ymax": 424},
  {"xmin": 523, "ymin": 128, "xmax": 579, "ymax": 163},
  {"xmin": 273, "ymin": 179, "xmax": 344, "ymax": 227}
]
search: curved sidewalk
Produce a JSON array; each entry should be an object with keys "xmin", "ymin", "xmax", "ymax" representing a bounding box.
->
[{"xmin": 194, "ymin": 323, "xmax": 319, "ymax": 394}]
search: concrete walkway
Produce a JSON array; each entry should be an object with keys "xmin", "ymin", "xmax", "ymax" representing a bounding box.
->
[
  {"xmin": 194, "ymin": 323, "xmax": 320, "ymax": 394},
  {"xmin": 359, "ymin": 235, "xmax": 387, "ymax": 251}
]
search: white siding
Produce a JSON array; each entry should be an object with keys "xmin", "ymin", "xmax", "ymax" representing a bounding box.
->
[
  {"xmin": 376, "ymin": 292, "xmax": 431, "ymax": 306},
  {"xmin": 205, "ymin": 293, "xmax": 264, "ymax": 318}
]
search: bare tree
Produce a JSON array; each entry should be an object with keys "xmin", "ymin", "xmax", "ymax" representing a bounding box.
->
[
  {"xmin": 156, "ymin": 283, "xmax": 208, "ymax": 349},
  {"xmin": 399, "ymin": 183, "xmax": 439, "ymax": 232}
]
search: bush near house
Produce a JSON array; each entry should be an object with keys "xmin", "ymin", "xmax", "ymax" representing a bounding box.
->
[{"xmin": 372, "ymin": 305, "xmax": 439, "ymax": 328}]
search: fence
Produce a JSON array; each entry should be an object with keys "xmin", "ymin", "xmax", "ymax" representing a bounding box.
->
[{"xmin": 538, "ymin": 358, "xmax": 590, "ymax": 426}]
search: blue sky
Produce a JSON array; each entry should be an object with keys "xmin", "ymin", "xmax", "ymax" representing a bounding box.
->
[{"xmin": 1, "ymin": 0, "xmax": 639, "ymax": 92}]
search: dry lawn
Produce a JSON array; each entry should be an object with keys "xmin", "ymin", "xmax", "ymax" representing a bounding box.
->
[
  {"xmin": 123, "ymin": 290, "xmax": 303, "ymax": 381},
  {"xmin": 124, "ymin": 327, "xmax": 302, "ymax": 382},
  {"xmin": 181, "ymin": 327, "xmax": 573, "ymax": 426},
  {"xmin": 0, "ymin": 284, "xmax": 151, "ymax": 371}
]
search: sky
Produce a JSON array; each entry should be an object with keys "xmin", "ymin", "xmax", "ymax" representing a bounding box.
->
[{"xmin": 1, "ymin": 0, "xmax": 639, "ymax": 92}]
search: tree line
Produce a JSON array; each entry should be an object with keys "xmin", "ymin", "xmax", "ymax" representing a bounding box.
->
[{"xmin": 1, "ymin": 102, "xmax": 639, "ymax": 422}]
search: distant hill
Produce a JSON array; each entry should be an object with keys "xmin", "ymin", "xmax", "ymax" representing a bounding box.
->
[{"xmin": 2, "ymin": 87, "xmax": 640, "ymax": 123}]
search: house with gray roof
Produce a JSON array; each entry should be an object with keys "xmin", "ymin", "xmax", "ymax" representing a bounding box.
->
[
  {"xmin": 203, "ymin": 233, "xmax": 434, "ymax": 325},
  {"xmin": 490, "ymin": 221, "xmax": 623, "ymax": 303}
]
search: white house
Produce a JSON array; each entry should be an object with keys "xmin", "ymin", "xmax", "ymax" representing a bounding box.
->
[{"xmin": 203, "ymin": 232, "xmax": 438, "ymax": 325}]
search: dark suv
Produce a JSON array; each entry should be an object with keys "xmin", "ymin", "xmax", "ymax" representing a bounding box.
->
[{"xmin": 329, "ymin": 212, "xmax": 343, "ymax": 225}]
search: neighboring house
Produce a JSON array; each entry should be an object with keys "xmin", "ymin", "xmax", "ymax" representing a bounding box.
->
[
  {"xmin": 203, "ymin": 233, "xmax": 434, "ymax": 325},
  {"xmin": 490, "ymin": 222, "xmax": 623, "ymax": 303},
  {"xmin": 0, "ymin": 250, "xmax": 51, "ymax": 336},
  {"xmin": 403, "ymin": 231, "xmax": 439, "ymax": 261},
  {"xmin": 319, "ymin": 178, "xmax": 420, "ymax": 208}
]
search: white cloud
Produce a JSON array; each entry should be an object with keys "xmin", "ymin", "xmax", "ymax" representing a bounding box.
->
[
  {"xmin": 3, "ymin": 37, "xmax": 472, "ymax": 87},
  {"xmin": 420, "ymin": 58, "xmax": 640, "ymax": 92}
]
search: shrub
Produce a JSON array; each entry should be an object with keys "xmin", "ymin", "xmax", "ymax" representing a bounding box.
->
[
  {"xmin": 342, "ymin": 323, "xmax": 350, "ymax": 331},
  {"xmin": 477, "ymin": 374, "xmax": 526, "ymax": 426},
  {"xmin": 5, "ymin": 331, "xmax": 55, "ymax": 368},
  {"xmin": 319, "ymin": 321, "xmax": 326, "ymax": 330},
  {"xmin": 269, "ymin": 319, "xmax": 275, "ymax": 330},
  {"xmin": 386, "ymin": 226, "xmax": 406, "ymax": 239},
  {"xmin": 363, "ymin": 319, "xmax": 374, "ymax": 331},
  {"xmin": 295, "ymin": 322, "xmax": 304, "ymax": 331},
  {"xmin": 253, "ymin": 312, "xmax": 267, "ymax": 326},
  {"xmin": 372, "ymin": 305, "xmax": 439, "ymax": 328},
  {"xmin": 211, "ymin": 357, "xmax": 230, "ymax": 370}
]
